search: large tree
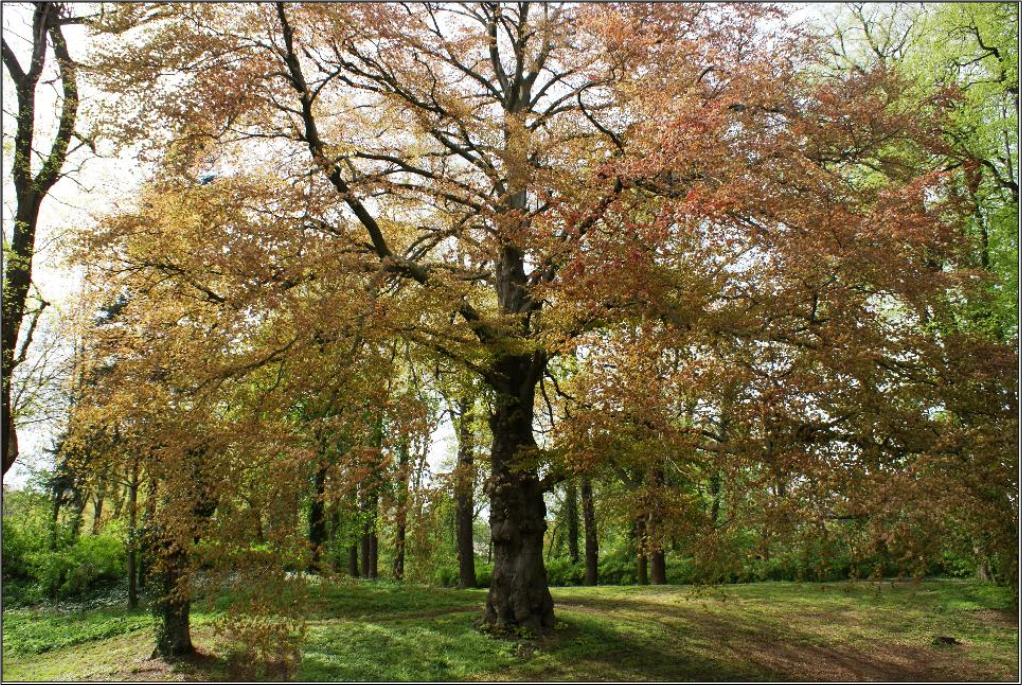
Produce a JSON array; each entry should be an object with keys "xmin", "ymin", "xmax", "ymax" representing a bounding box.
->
[
  {"xmin": 2, "ymin": 1, "xmax": 82, "ymax": 476},
  {"xmin": 84, "ymin": 2, "xmax": 1001, "ymax": 632}
]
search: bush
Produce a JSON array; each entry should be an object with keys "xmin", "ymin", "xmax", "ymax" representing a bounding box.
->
[
  {"xmin": 475, "ymin": 562, "xmax": 492, "ymax": 588},
  {"xmin": 597, "ymin": 551, "xmax": 637, "ymax": 585},
  {"xmin": 546, "ymin": 558, "xmax": 584, "ymax": 586},
  {"xmin": 27, "ymin": 535, "xmax": 126, "ymax": 600},
  {"xmin": 430, "ymin": 563, "xmax": 459, "ymax": 588}
]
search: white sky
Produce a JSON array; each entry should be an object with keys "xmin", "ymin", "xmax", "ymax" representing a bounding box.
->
[{"xmin": 2, "ymin": 2, "xmax": 834, "ymax": 488}]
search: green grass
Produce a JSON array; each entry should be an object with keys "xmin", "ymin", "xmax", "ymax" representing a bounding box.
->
[{"xmin": 2, "ymin": 579, "xmax": 1018, "ymax": 681}]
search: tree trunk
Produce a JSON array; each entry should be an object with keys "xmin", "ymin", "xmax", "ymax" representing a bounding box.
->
[
  {"xmin": 152, "ymin": 539, "xmax": 193, "ymax": 658},
  {"xmin": 483, "ymin": 354, "xmax": 554, "ymax": 634},
  {"xmin": 650, "ymin": 550, "xmax": 666, "ymax": 585},
  {"xmin": 127, "ymin": 460, "xmax": 140, "ymax": 609},
  {"xmin": 138, "ymin": 479, "xmax": 157, "ymax": 591},
  {"xmin": 649, "ymin": 467, "xmax": 666, "ymax": 584},
  {"xmin": 91, "ymin": 479, "xmax": 107, "ymax": 535},
  {"xmin": 309, "ymin": 463, "xmax": 328, "ymax": 572},
  {"xmin": 635, "ymin": 518, "xmax": 649, "ymax": 586},
  {"xmin": 456, "ymin": 398, "xmax": 476, "ymax": 588},
  {"xmin": 393, "ymin": 442, "xmax": 410, "ymax": 580},
  {"xmin": 974, "ymin": 544, "xmax": 992, "ymax": 582},
  {"xmin": 348, "ymin": 543, "xmax": 359, "ymax": 578},
  {"xmin": 709, "ymin": 472, "xmax": 721, "ymax": 527},
  {"xmin": 369, "ymin": 529, "xmax": 378, "ymax": 579},
  {"xmin": 581, "ymin": 477, "xmax": 598, "ymax": 585},
  {"xmin": 2, "ymin": 3, "xmax": 78, "ymax": 478},
  {"xmin": 360, "ymin": 526, "xmax": 371, "ymax": 578},
  {"xmin": 565, "ymin": 480, "xmax": 580, "ymax": 565}
]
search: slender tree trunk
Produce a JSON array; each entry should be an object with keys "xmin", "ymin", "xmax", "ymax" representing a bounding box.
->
[
  {"xmin": 581, "ymin": 478, "xmax": 598, "ymax": 585},
  {"xmin": 91, "ymin": 487, "xmax": 106, "ymax": 535},
  {"xmin": 974, "ymin": 543, "xmax": 992, "ymax": 582},
  {"xmin": 393, "ymin": 442, "xmax": 409, "ymax": 580},
  {"xmin": 127, "ymin": 460, "xmax": 140, "ymax": 609},
  {"xmin": 2, "ymin": 2, "xmax": 78, "ymax": 478},
  {"xmin": 649, "ymin": 467, "xmax": 666, "ymax": 584},
  {"xmin": 635, "ymin": 518, "xmax": 649, "ymax": 586},
  {"xmin": 49, "ymin": 489, "xmax": 63, "ymax": 551},
  {"xmin": 360, "ymin": 524, "xmax": 371, "ymax": 578},
  {"xmin": 309, "ymin": 463, "xmax": 328, "ymax": 572},
  {"xmin": 456, "ymin": 398, "xmax": 476, "ymax": 588},
  {"xmin": 348, "ymin": 543, "xmax": 359, "ymax": 578},
  {"xmin": 369, "ymin": 528, "xmax": 378, "ymax": 579},
  {"xmin": 483, "ymin": 353, "xmax": 554, "ymax": 634},
  {"xmin": 565, "ymin": 480, "xmax": 580, "ymax": 565},
  {"xmin": 138, "ymin": 478, "xmax": 157, "ymax": 591},
  {"xmin": 709, "ymin": 472, "xmax": 721, "ymax": 527}
]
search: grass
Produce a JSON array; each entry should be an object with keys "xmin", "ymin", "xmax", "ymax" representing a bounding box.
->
[{"xmin": 2, "ymin": 578, "xmax": 1018, "ymax": 681}]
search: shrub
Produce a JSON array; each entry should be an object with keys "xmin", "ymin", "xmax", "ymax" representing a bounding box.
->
[
  {"xmin": 545, "ymin": 558, "xmax": 584, "ymax": 587},
  {"xmin": 28, "ymin": 535, "xmax": 126, "ymax": 600},
  {"xmin": 474, "ymin": 562, "xmax": 492, "ymax": 588},
  {"xmin": 597, "ymin": 551, "xmax": 637, "ymax": 585},
  {"xmin": 431, "ymin": 563, "xmax": 459, "ymax": 588}
]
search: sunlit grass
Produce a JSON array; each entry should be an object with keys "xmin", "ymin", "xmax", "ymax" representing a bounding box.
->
[{"xmin": 2, "ymin": 579, "xmax": 1017, "ymax": 681}]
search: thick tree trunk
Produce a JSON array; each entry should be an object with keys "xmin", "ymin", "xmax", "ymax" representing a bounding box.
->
[
  {"xmin": 650, "ymin": 550, "xmax": 666, "ymax": 585},
  {"xmin": 565, "ymin": 480, "xmax": 580, "ymax": 565},
  {"xmin": 483, "ymin": 354, "xmax": 554, "ymax": 634},
  {"xmin": 581, "ymin": 478, "xmax": 598, "ymax": 585},
  {"xmin": 152, "ymin": 540, "xmax": 193, "ymax": 658},
  {"xmin": 455, "ymin": 398, "xmax": 476, "ymax": 588},
  {"xmin": 309, "ymin": 463, "xmax": 328, "ymax": 572}
]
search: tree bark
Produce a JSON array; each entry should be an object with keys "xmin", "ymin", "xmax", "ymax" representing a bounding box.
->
[
  {"xmin": 709, "ymin": 472, "xmax": 721, "ymax": 527},
  {"xmin": 1, "ymin": 3, "xmax": 78, "ymax": 477},
  {"xmin": 581, "ymin": 477, "xmax": 598, "ymax": 585},
  {"xmin": 127, "ymin": 459, "xmax": 140, "ymax": 609},
  {"xmin": 308, "ymin": 462, "xmax": 328, "ymax": 572},
  {"xmin": 152, "ymin": 538, "xmax": 193, "ymax": 658},
  {"xmin": 650, "ymin": 550, "xmax": 666, "ymax": 585},
  {"xmin": 369, "ymin": 529, "xmax": 378, "ymax": 579},
  {"xmin": 91, "ymin": 480, "xmax": 106, "ymax": 535},
  {"xmin": 483, "ymin": 353, "xmax": 554, "ymax": 635},
  {"xmin": 649, "ymin": 467, "xmax": 666, "ymax": 584},
  {"xmin": 565, "ymin": 480, "xmax": 580, "ymax": 565},
  {"xmin": 455, "ymin": 398, "xmax": 476, "ymax": 588},
  {"xmin": 348, "ymin": 543, "xmax": 359, "ymax": 578},
  {"xmin": 360, "ymin": 525, "xmax": 371, "ymax": 578},
  {"xmin": 635, "ymin": 517, "xmax": 649, "ymax": 586},
  {"xmin": 393, "ymin": 442, "xmax": 409, "ymax": 580}
]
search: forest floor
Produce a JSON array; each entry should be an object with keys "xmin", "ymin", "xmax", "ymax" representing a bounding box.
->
[{"xmin": 2, "ymin": 578, "xmax": 1018, "ymax": 682}]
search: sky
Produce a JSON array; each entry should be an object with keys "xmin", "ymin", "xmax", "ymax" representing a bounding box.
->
[{"xmin": 2, "ymin": 2, "xmax": 835, "ymax": 489}]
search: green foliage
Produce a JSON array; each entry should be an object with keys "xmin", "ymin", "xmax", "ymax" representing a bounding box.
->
[
  {"xmin": 1, "ymin": 489, "xmax": 54, "ymax": 583},
  {"xmin": 26, "ymin": 535, "xmax": 126, "ymax": 601},
  {"xmin": 474, "ymin": 562, "xmax": 492, "ymax": 588},
  {"xmin": 545, "ymin": 558, "xmax": 584, "ymax": 587}
]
